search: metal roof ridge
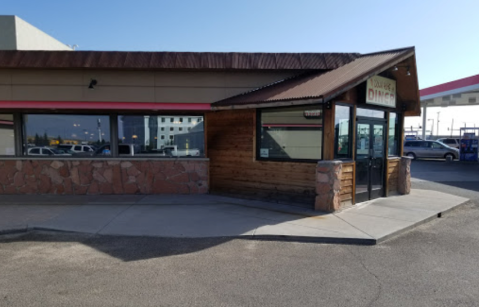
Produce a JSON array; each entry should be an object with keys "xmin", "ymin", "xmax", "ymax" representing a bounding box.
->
[{"xmin": 360, "ymin": 46, "xmax": 415, "ymax": 57}]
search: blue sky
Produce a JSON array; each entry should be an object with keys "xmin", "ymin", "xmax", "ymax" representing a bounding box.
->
[
  {"xmin": 2, "ymin": 0, "xmax": 479, "ymax": 133},
  {"xmin": 3, "ymin": 0, "xmax": 478, "ymax": 88}
]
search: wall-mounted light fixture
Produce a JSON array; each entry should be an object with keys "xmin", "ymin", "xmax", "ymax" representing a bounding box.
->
[
  {"xmin": 88, "ymin": 79, "xmax": 98, "ymax": 90},
  {"xmin": 391, "ymin": 65, "xmax": 411, "ymax": 77}
]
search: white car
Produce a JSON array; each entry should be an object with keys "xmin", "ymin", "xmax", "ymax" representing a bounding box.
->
[
  {"xmin": 28, "ymin": 147, "xmax": 71, "ymax": 156},
  {"xmin": 57, "ymin": 144, "xmax": 96, "ymax": 153},
  {"xmin": 161, "ymin": 145, "xmax": 200, "ymax": 157}
]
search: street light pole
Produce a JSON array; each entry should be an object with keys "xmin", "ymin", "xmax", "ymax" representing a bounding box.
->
[
  {"xmin": 436, "ymin": 111, "xmax": 440, "ymax": 138},
  {"xmin": 428, "ymin": 119, "xmax": 434, "ymax": 138},
  {"xmin": 451, "ymin": 119, "xmax": 454, "ymax": 137}
]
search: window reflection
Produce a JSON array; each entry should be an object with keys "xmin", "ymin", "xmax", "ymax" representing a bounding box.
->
[
  {"xmin": 117, "ymin": 115, "xmax": 204, "ymax": 157},
  {"xmin": 0, "ymin": 114, "xmax": 15, "ymax": 156},
  {"xmin": 388, "ymin": 113, "xmax": 399, "ymax": 156},
  {"xmin": 334, "ymin": 105, "xmax": 351, "ymax": 159},
  {"xmin": 23, "ymin": 114, "xmax": 110, "ymax": 156},
  {"xmin": 259, "ymin": 106, "xmax": 323, "ymax": 160}
]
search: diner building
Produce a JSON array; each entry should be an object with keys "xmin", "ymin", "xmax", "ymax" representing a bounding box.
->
[{"xmin": 0, "ymin": 47, "xmax": 420, "ymax": 211}]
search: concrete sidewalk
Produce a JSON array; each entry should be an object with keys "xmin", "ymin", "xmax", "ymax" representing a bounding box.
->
[{"xmin": 0, "ymin": 189, "xmax": 469, "ymax": 244}]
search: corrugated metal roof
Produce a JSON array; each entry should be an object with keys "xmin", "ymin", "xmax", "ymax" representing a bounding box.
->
[
  {"xmin": 212, "ymin": 47, "xmax": 416, "ymax": 109},
  {"xmin": 0, "ymin": 51, "xmax": 360, "ymax": 70}
]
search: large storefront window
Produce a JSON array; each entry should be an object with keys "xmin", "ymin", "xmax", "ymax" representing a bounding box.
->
[
  {"xmin": 388, "ymin": 112, "xmax": 399, "ymax": 156},
  {"xmin": 334, "ymin": 105, "xmax": 352, "ymax": 159},
  {"xmin": 258, "ymin": 106, "xmax": 322, "ymax": 160},
  {"xmin": 118, "ymin": 115, "xmax": 204, "ymax": 157},
  {"xmin": 0, "ymin": 114, "xmax": 15, "ymax": 156},
  {"xmin": 23, "ymin": 114, "xmax": 110, "ymax": 156}
]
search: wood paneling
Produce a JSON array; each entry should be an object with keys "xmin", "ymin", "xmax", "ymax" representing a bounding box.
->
[
  {"xmin": 340, "ymin": 162, "xmax": 355, "ymax": 203},
  {"xmin": 386, "ymin": 157, "xmax": 400, "ymax": 194},
  {"xmin": 207, "ymin": 109, "xmax": 317, "ymax": 207}
]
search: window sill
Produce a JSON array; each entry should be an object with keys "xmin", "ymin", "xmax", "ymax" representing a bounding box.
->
[{"xmin": 0, "ymin": 156, "xmax": 210, "ymax": 162}]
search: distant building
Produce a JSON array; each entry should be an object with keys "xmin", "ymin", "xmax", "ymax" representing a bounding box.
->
[
  {"xmin": 0, "ymin": 15, "xmax": 72, "ymax": 50},
  {"xmin": 120, "ymin": 115, "xmax": 203, "ymax": 150}
]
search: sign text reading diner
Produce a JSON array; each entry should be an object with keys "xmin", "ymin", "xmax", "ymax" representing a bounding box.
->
[{"xmin": 366, "ymin": 75, "xmax": 396, "ymax": 108}]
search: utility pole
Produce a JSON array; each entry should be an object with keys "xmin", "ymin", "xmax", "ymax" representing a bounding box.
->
[
  {"xmin": 451, "ymin": 119, "xmax": 454, "ymax": 137},
  {"xmin": 436, "ymin": 112, "xmax": 440, "ymax": 137},
  {"xmin": 428, "ymin": 119, "xmax": 434, "ymax": 138}
]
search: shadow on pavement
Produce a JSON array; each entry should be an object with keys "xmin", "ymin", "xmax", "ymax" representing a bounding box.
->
[
  {"xmin": 0, "ymin": 231, "xmax": 234, "ymax": 262},
  {"xmin": 411, "ymin": 160, "xmax": 479, "ymax": 192}
]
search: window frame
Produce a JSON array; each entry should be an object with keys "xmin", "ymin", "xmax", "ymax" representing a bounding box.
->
[
  {"xmin": 21, "ymin": 112, "xmax": 112, "ymax": 158},
  {"xmin": 255, "ymin": 105, "xmax": 324, "ymax": 163},
  {"xmin": 0, "ymin": 112, "xmax": 18, "ymax": 157},
  {"xmin": 0, "ymin": 112, "xmax": 206, "ymax": 159},
  {"xmin": 387, "ymin": 111, "xmax": 401, "ymax": 157},
  {"xmin": 334, "ymin": 103, "xmax": 353, "ymax": 160}
]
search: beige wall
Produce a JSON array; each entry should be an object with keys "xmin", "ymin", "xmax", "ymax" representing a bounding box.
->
[{"xmin": 0, "ymin": 69, "xmax": 297, "ymax": 104}]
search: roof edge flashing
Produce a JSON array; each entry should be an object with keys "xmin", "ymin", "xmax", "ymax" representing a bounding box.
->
[{"xmin": 211, "ymin": 97, "xmax": 324, "ymax": 111}]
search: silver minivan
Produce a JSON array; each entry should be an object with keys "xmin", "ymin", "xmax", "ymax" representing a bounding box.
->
[{"xmin": 404, "ymin": 140, "xmax": 459, "ymax": 160}]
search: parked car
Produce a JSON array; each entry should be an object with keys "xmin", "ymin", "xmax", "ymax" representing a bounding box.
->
[
  {"xmin": 404, "ymin": 140, "xmax": 459, "ymax": 160},
  {"xmin": 28, "ymin": 147, "xmax": 72, "ymax": 156},
  {"xmin": 436, "ymin": 138, "xmax": 460, "ymax": 149},
  {"xmin": 57, "ymin": 144, "xmax": 96, "ymax": 154},
  {"xmin": 160, "ymin": 145, "xmax": 200, "ymax": 157},
  {"xmin": 92, "ymin": 144, "xmax": 140, "ymax": 156}
]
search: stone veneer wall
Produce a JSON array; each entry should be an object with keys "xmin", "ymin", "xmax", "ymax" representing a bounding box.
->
[
  {"xmin": 0, "ymin": 159, "xmax": 208, "ymax": 195},
  {"xmin": 315, "ymin": 160, "xmax": 342, "ymax": 212}
]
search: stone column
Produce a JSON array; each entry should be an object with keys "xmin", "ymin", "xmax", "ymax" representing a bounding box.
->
[
  {"xmin": 398, "ymin": 156, "xmax": 412, "ymax": 195},
  {"xmin": 315, "ymin": 160, "xmax": 342, "ymax": 212}
]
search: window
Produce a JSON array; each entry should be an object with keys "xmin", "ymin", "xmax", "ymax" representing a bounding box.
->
[
  {"xmin": 357, "ymin": 108, "xmax": 385, "ymax": 118},
  {"xmin": 334, "ymin": 105, "xmax": 352, "ymax": 159},
  {"xmin": 161, "ymin": 118, "xmax": 165, "ymax": 123},
  {"xmin": 388, "ymin": 112, "xmax": 399, "ymax": 156},
  {"xmin": 118, "ymin": 115, "xmax": 205, "ymax": 157},
  {"xmin": 161, "ymin": 127, "xmax": 165, "ymax": 131},
  {"xmin": 23, "ymin": 114, "xmax": 110, "ymax": 156},
  {"xmin": 188, "ymin": 118, "xmax": 192, "ymax": 123},
  {"xmin": 170, "ymin": 118, "xmax": 174, "ymax": 123},
  {"xmin": 179, "ymin": 118, "xmax": 183, "ymax": 123},
  {"xmin": 431, "ymin": 142, "xmax": 444, "ymax": 149},
  {"xmin": 0, "ymin": 114, "xmax": 15, "ymax": 156},
  {"xmin": 179, "ymin": 127, "xmax": 183, "ymax": 132},
  {"xmin": 258, "ymin": 106, "xmax": 323, "ymax": 160}
]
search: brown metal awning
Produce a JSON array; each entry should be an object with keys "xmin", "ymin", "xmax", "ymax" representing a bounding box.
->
[{"xmin": 211, "ymin": 47, "xmax": 420, "ymax": 116}]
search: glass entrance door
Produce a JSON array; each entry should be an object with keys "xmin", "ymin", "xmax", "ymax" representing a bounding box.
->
[{"xmin": 355, "ymin": 120, "xmax": 386, "ymax": 203}]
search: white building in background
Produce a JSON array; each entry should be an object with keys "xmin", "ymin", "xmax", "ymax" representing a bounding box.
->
[
  {"xmin": 0, "ymin": 15, "xmax": 72, "ymax": 51},
  {"xmin": 154, "ymin": 116, "xmax": 203, "ymax": 147}
]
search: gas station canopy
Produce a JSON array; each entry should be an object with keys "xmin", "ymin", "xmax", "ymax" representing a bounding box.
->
[
  {"xmin": 420, "ymin": 74, "xmax": 479, "ymax": 107},
  {"xmin": 420, "ymin": 74, "xmax": 479, "ymax": 140}
]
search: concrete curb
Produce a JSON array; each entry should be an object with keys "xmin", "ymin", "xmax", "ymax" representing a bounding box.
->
[
  {"xmin": 0, "ymin": 226, "xmax": 28, "ymax": 236},
  {"xmin": 0, "ymin": 199, "xmax": 471, "ymax": 246},
  {"xmin": 375, "ymin": 199, "xmax": 472, "ymax": 244},
  {"xmin": 0, "ymin": 226, "xmax": 377, "ymax": 245}
]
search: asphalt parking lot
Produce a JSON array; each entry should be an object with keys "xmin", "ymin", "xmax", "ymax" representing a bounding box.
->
[{"xmin": 1, "ymin": 160, "xmax": 478, "ymax": 307}]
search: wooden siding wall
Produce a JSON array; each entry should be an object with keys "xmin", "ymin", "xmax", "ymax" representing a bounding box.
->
[
  {"xmin": 206, "ymin": 109, "xmax": 317, "ymax": 206},
  {"xmin": 340, "ymin": 162, "xmax": 355, "ymax": 204},
  {"xmin": 387, "ymin": 157, "xmax": 400, "ymax": 194}
]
